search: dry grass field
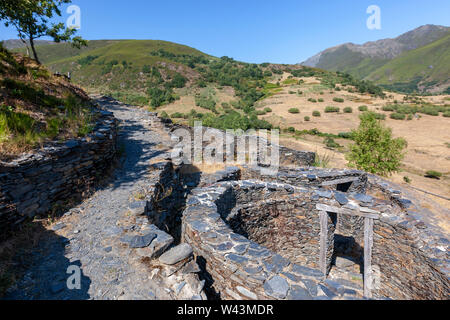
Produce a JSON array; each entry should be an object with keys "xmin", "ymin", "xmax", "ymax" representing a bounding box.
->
[{"xmin": 158, "ymin": 73, "xmax": 450, "ymax": 210}]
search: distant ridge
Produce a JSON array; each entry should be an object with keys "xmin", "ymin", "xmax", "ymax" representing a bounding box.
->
[{"xmin": 301, "ymin": 25, "xmax": 450, "ymax": 93}]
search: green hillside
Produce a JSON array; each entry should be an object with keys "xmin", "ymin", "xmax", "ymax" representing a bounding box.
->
[
  {"xmin": 24, "ymin": 40, "xmax": 214, "ymax": 100},
  {"xmin": 315, "ymin": 46, "xmax": 388, "ymax": 79},
  {"xmin": 367, "ymin": 34, "xmax": 450, "ymax": 93}
]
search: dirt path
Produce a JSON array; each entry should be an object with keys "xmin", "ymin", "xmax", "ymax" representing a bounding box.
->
[{"xmin": 5, "ymin": 97, "xmax": 175, "ymax": 300}]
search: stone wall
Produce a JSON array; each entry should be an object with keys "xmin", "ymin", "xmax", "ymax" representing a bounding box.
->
[
  {"xmin": 0, "ymin": 109, "xmax": 118, "ymax": 239},
  {"xmin": 181, "ymin": 180, "xmax": 369, "ymax": 300}
]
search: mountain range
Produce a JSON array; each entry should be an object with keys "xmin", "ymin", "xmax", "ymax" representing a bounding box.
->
[{"xmin": 301, "ymin": 24, "xmax": 450, "ymax": 93}]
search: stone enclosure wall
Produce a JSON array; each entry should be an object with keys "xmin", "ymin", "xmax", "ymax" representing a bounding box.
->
[{"xmin": 0, "ymin": 109, "xmax": 118, "ymax": 239}]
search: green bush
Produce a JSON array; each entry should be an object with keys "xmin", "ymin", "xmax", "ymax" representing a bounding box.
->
[
  {"xmin": 324, "ymin": 137, "xmax": 341, "ymax": 149},
  {"xmin": 308, "ymin": 98, "xmax": 317, "ymax": 103},
  {"xmin": 343, "ymin": 107, "xmax": 353, "ymax": 113},
  {"xmin": 288, "ymin": 108, "xmax": 300, "ymax": 114},
  {"xmin": 287, "ymin": 127, "xmax": 295, "ymax": 133},
  {"xmin": 171, "ymin": 112, "xmax": 184, "ymax": 119},
  {"xmin": 325, "ymin": 106, "xmax": 340, "ymax": 113},
  {"xmin": 346, "ymin": 112, "xmax": 407, "ymax": 176},
  {"xmin": 403, "ymin": 176, "xmax": 411, "ymax": 184},
  {"xmin": 382, "ymin": 105, "xmax": 396, "ymax": 112},
  {"xmin": 374, "ymin": 113, "xmax": 386, "ymax": 120},
  {"xmin": 390, "ymin": 113, "xmax": 406, "ymax": 120},
  {"xmin": 333, "ymin": 97, "xmax": 344, "ymax": 103},
  {"xmin": 338, "ymin": 132, "xmax": 353, "ymax": 139},
  {"xmin": 443, "ymin": 111, "xmax": 450, "ymax": 117},
  {"xmin": 264, "ymin": 107, "xmax": 272, "ymax": 113},
  {"xmin": 359, "ymin": 105, "xmax": 368, "ymax": 112},
  {"xmin": 312, "ymin": 111, "xmax": 321, "ymax": 117},
  {"xmin": 304, "ymin": 116, "xmax": 311, "ymax": 122},
  {"xmin": 318, "ymin": 98, "xmax": 324, "ymax": 102},
  {"xmin": 425, "ymin": 170, "xmax": 442, "ymax": 179}
]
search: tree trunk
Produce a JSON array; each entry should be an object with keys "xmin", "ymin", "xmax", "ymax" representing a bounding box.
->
[{"xmin": 29, "ymin": 36, "xmax": 41, "ymax": 65}]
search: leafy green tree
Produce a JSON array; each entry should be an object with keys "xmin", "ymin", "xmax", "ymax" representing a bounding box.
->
[
  {"xmin": 346, "ymin": 112, "xmax": 407, "ymax": 176},
  {"xmin": 0, "ymin": 0, "xmax": 86, "ymax": 64}
]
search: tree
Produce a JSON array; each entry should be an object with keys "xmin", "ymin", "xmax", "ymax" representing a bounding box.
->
[
  {"xmin": 346, "ymin": 112, "xmax": 407, "ymax": 176},
  {"xmin": 0, "ymin": 0, "xmax": 86, "ymax": 64}
]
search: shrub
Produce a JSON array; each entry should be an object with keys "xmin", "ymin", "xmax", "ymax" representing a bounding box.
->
[
  {"xmin": 403, "ymin": 176, "xmax": 411, "ymax": 184},
  {"xmin": 324, "ymin": 137, "xmax": 341, "ymax": 149},
  {"xmin": 287, "ymin": 127, "xmax": 295, "ymax": 133},
  {"xmin": 425, "ymin": 170, "xmax": 442, "ymax": 179},
  {"xmin": 382, "ymin": 105, "xmax": 396, "ymax": 112},
  {"xmin": 346, "ymin": 112, "xmax": 407, "ymax": 176},
  {"xmin": 333, "ymin": 97, "xmax": 344, "ymax": 103},
  {"xmin": 443, "ymin": 111, "xmax": 450, "ymax": 117},
  {"xmin": 318, "ymin": 98, "xmax": 324, "ymax": 102},
  {"xmin": 359, "ymin": 105, "xmax": 368, "ymax": 112},
  {"xmin": 264, "ymin": 107, "xmax": 272, "ymax": 113},
  {"xmin": 338, "ymin": 132, "xmax": 353, "ymax": 139},
  {"xmin": 288, "ymin": 108, "xmax": 300, "ymax": 114},
  {"xmin": 160, "ymin": 111, "xmax": 169, "ymax": 119},
  {"xmin": 390, "ymin": 113, "xmax": 406, "ymax": 120},
  {"xmin": 343, "ymin": 107, "xmax": 353, "ymax": 113},
  {"xmin": 325, "ymin": 106, "xmax": 340, "ymax": 113},
  {"xmin": 312, "ymin": 111, "xmax": 321, "ymax": 117},
  {"xmin": 304, "ymin": 116, "xmax": 310, "ymax": 122},
  {"xmin": 308, "ymin": 98, "xmax": 317, "ymax": 103},
  {"xmin": 171, "ymin": 112, "xmax": 184, "ymax": 119},
  {"xmin": 374, "ymin": 113, "xmax": 386, "ymax": 120}
]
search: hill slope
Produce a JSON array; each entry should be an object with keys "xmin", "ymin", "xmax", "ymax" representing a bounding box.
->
[
  {"xmin": 366, "ymin": 34, "xmax": 450, "ymax": 93},
  {"xmin": 301, "ymin": 25, "xmax": 450, "ymax": 93}
]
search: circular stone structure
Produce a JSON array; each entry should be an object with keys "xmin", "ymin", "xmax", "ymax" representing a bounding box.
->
[
  {"xmin": 181, "ymin": 177, "xmax": 450, "ymax": 300},
  {"xmin": 181, "ymin": 180, "xmax": 365, "ymax": 300}
]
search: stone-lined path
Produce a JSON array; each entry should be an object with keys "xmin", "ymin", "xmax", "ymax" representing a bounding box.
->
[{"xmin": 5, "ymin": 97, "xmax": 178, "ymax": 300}]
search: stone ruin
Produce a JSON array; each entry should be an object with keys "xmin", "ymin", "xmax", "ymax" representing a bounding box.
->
[{"xmin": 1, "ymin": 106, "xmax": 448, "ymax": 300}]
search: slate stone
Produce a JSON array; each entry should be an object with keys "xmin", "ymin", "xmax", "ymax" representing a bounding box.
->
[
  {"xmin": 225, "ymin": 254, "xmax": 249, "ymax": 265},
  {"xmin": 264, "ymin": 276, "xmax": 289, "ymax": 299},
  {"xmin": 128, "ymin": 201, "xmax": 147, "ymax": 216},
  {"xmin": 288, "ymin": 285, "xmax": 312, "ymax": 300},
  {"xmin": 159, "ymin": 243, "xmax": 193, "ymax": 265},
  {"xmin": 129, "ymin": 232, "xmax": 157, "ymax": 249},
  {"xmin": 236, "ymin": 286, "xmax": 257, "ymax": 300},
  {"xmin": 291, "ymin": 264, "xmax": 324, "ymax": 278},
  {"xmin": 334, "ymin": 192, "xmax": 349, "ymax": 205},
  {"xmin": 315, "ymin": 190, "xmax": 333, "ymax": 199},
  {"xmin": 352, "ymin": 193, "xmax": 373, "ymax": 203}
]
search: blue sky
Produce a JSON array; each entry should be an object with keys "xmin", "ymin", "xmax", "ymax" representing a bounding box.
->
[{"xmin": 0, "ymin": 0, "xmax": 449, "ymax": 63}]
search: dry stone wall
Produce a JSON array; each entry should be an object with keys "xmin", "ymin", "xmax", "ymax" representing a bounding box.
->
[{"xmin": 0, "ymin": 109, "xmax": 118, "ymax": 239}]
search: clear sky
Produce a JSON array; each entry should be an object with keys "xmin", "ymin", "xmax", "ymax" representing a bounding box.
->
[{"xmin": 0, "ymin": 0, "xmax": 449, "ymax": 64}]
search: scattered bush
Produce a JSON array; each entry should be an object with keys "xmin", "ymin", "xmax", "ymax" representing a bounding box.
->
[
  {"xmin": 359, "ymin": 105, "xmax": 368, "ymax": 112},
  {"xmin": 264, "ymin": 107, "xmax": 272, "ymax": 113},
  {"xmin": 333, "ymin": 97, "xmax": 344, "ymax": 103},
  {"xmin": 343, "ymin": 107, "xmax": 353, "ymax": 113},
  {"xmin": 304, "ymin": 116, "xmax": 310, "ymax": 122},
  {"xmin": 288, "ymin": 108, "xmax": 300, "ymax": 114},
  {"xmin": 403, "ymin": 176, "xmax": 411, "ymax": 184},
  {"xmin": 308, "ymin": 98, "xmax": 317, "ymax": 103},
  {"xmin": 325, "ymin": 106, "xmax": 340, "ymax": 113},
  {"xmin": 324, "ymin": 137, "xmax": 341, "ymax": 149},
  {"xmin": 312, "ymin": 111, "xmax": 321, "ymax": 117},
  {"xmin": 171, "ymin": 112, "xmax": 184, "ymax": 119},
  {"xmin": 425, "ymin": 170, "xmax": 442, "ymax": 180},
  {"xmin": 390, "ymin": 113, "xmax": 406, "ymax": 120},
  {"xmin": 318, "ymin": 98, "xmax": 324, "ymax": 102}
]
